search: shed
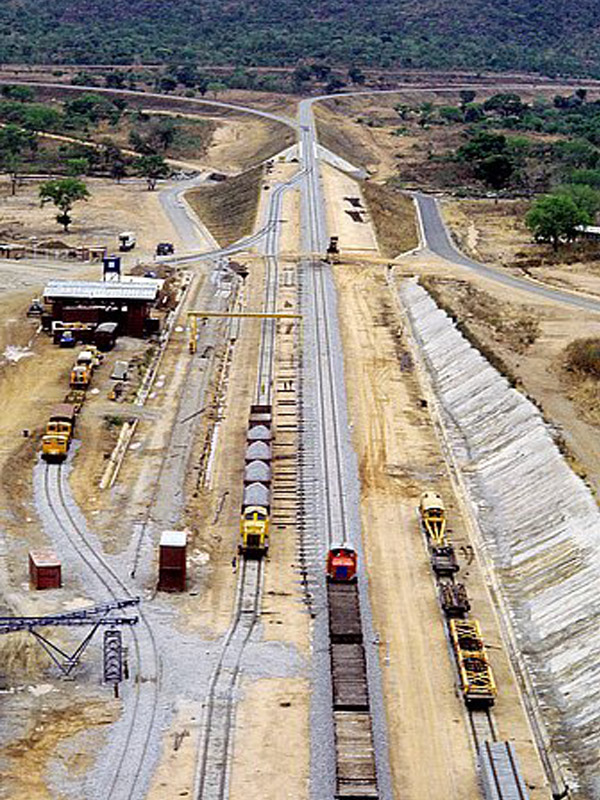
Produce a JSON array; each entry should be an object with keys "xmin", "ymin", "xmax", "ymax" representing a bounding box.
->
[
  {"xmin": 29, "ymin": 550, "xmax": 62, "ymax": 590},
  {"xmin": 43, "ymin": 280, "xmax": 160, "ymax": 338},
  {"xmin": 158, "ymin": 529, "xmax": 187, "ymax": 592}
]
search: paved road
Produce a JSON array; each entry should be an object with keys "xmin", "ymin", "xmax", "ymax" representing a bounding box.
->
[{"xmin": 415, "ymin": 192, "xmax": 600, "ymax": 313}]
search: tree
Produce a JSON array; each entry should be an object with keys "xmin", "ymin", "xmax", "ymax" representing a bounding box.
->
[
  {"xmin": 66, "ymin": 157, "xmax": 89, "ymax": 177},
  {"xmin": 348, "ymin": 66, "xmax": 365, "ymax": 85},
  {"xmin": 458, "ymin": 131, "xmax": 507, "ymax": 161},
  {"xmin": 459, "ymin": 90, "xmax": 476, "ymax": 110},
  {"xmin": 310, "ymin": 63, "xmax": 331, "ymax": 81},
  {"xmin": 474, "ymin": 153, "xmax": 514, "ymax": 189},
  {"xmin": 325, "ymin": 78, "xmax": 346, "ymax": 94},
  {"xmin": 525, "ymin": 194, "xmax": 589, "ymax": 251},
  {"xmin": 39, "ymin": 178, "xmax": 90, "ymax": 232},
  {"xmin": 1, "ymin": 84, "xmax": 34, "ymax": 102},
  {"xmin": 136, "ymin": 154, "xmax": 169, "ymax": 190},
  {"xmin": 553, "ymin": 183, "xmax": 600, "ymax": 219},
  {"xmin": 483, "ymin": 92, "xmax": 526, "ymax": 117},
  {"xmin": 0, "ymin": 125, "xmax": 36, "ymax": 195},
  {"xmin": 207, "ymin": 81, "xmax": 227, "ymax": 99}
]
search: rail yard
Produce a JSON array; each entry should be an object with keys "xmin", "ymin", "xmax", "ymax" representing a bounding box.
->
[{"xmin": 0, "ymin": 76, "xmax": 599, "ymax": 800}]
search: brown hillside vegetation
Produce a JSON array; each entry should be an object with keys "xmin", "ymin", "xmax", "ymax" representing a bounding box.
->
[
  {"xmin": 362, "ymin": 182, "xmax": 418, "ymax": 256},
  {"xmin": 186, "ymin": 166, "xmax": 263, "ymax": 247}
]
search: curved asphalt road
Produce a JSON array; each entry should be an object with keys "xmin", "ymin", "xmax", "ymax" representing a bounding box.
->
[{"xmin": 415, "ymin": 192, "xmax": 600, "ymax": 313}]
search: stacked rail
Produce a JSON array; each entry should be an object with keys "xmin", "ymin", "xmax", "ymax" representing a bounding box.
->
[{"xmin": 327, "ymin": 580, "xmax": 378, "ymax": 798}]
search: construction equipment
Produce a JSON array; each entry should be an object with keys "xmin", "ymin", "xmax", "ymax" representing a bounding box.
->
[
  {"xmin": 419, "ymin": 491, "xmax": 447, "ymax": 547},
  {"xmin": 440, "ymin": 582, "xmax": 470, "ymax": 618},
  {"xmin": 449, "ymin": 619, "xmax": 497, "ymax": 707},
  {"xmin": 326, "ymin": 546, "xmax": 358, "ymax": 582},
  {"xmin": 118, "ymin": 231, "xmax": 136, "ymax": 251},
  {"xmin": 70, "ymin": 363, "xmax": 91, "ymax": 389},
  {"xmin": 64, "ymin": 389, "xmax": 86, "ymax": 412}
]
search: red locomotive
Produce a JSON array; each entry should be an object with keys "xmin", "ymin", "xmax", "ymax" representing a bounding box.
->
[{"xmin": 326, "ymin": 546, "xmax": 358, "ymax": 582}]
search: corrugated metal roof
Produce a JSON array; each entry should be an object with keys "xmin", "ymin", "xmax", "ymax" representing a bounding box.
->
[{"xmin": 44, "ymin": 280, "xmax": 159, "ymax": 301}]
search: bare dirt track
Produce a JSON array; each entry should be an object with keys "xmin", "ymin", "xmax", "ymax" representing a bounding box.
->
[{"xmin": 334, "ymin": 260, "xmax": 549, "ymax": 800}]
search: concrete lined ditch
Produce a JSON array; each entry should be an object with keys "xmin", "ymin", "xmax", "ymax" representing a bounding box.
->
[{"xmin": 401, "ymin": 279, "xmax": 600, "ymax": 798}]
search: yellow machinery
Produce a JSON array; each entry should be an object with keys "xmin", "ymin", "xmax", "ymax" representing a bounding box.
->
[
  {"xmin": 419, "ymin": 491, "xmax": 447, "ymax": 547},
  {"xmin": 449, "ymin": 619, "xmax": 497, "ymax": 707},
  {"xmin": 41, "ymin": 404, "xmax": 76, "ymax": 461},
  {"xmin": 239, "ymin": 506, "xmax": 269, "ymax": 556},
  {"xmin": 187, "ymin": 310, "xmax": 302, "ymax": 354},
  {"xmin": 70, "ymin": 364, "xmax": 91, "ymax": 389}
]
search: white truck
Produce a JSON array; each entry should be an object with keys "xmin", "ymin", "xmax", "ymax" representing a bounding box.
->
[{"xmin": 119, "ymin": 231, "xmax": 136, "ymax": 251}]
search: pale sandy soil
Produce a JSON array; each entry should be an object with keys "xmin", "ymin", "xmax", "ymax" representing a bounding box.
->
[
  {"xmin": 0, "ymin": 176, "xmax": 185, "ymax": 265},
  {"xmin": 335, "ymin": 261, "xmax": 550, "ymax": 799},
  {"xmin": 321, "ymin": 162, "xmax": 379, "ymax": 255},
  {"xmin": 0, "ymin": 177, "xmax": 186, "ymax": 797}
]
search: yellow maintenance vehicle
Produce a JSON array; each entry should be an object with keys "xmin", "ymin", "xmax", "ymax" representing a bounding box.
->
[
  {"xmin": 70, "ymin": 363, "xmax": 91, "ymax": 389},
  {"xmin": 419, "ymin": 491, "xmax": 447, "ymax": 547},
  {"xmin": 41, "ymin": 404, "xmax": 76, "ymax": 461}
]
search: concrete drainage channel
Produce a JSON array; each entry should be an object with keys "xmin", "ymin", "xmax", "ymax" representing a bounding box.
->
[{"xmin": 400, "ymin": 279, "xmax": 600, "ymax": 798}]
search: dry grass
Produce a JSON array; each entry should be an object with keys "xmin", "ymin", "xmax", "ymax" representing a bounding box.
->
[
  {"xmin": 186, "ymin": 165, "xmax": 263, "ymax": 247},
  {"xmin": 562, "ymin": 338, "xmax": 600, "ymax": 425},
  {"xmin": 0, "ymin": 632, "xmax": 50, "ymax": 682},
  {"xmin": 421, "ymin": 277, "xmax": 540, "ymax": 354},
  {"xmin": 362, "ymin": 182, "xmax": 419, "ymax": 257},
  {"xmin": 564, "ymin": 337, "xmax": 600, "ymax": 377},
  {"xmin": 314, "ymin": 105, "xmax": 376, "ymax": 171}
]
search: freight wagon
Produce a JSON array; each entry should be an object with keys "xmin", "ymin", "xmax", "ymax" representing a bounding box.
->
[
  {"xmin": 239, "ymin": 405, "xmax": 272, "ymax": 557},
  {"xmin": 326, "ymin": 547, "xmax": 379, "ymax": 799},
  {"xmin": 449, "ymin": 619, "xmax": 497, "ymax": 707}
]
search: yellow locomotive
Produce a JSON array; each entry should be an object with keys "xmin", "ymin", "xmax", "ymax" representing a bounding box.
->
[{"xmin": 239, "ymin": 504, "xmax": 269, "ymax": 556}]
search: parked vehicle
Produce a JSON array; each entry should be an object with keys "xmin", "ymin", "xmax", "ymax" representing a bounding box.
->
[
  {"xmin": 118, "ymin": 231, "xmax": 136, "ymax": 251},
  {"xmin": 156, "ymin": 242, "xmax": 175, "ymax": 256},
  {"xmin": 59, "ymin": 330, "xmax": 76, "ymax": 348}
]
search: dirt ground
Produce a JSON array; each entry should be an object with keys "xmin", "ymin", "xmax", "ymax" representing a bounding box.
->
[
  {"xmin": 442, "ymin": 198, "xmax": 600, "ymax": 298},
  {"xmin": 334, "ymin": 261, "xmax": 549, "ymax": 800},
  {"xmin": 0, "ymin": 175, "xmax": 186, "ymax": 265}
]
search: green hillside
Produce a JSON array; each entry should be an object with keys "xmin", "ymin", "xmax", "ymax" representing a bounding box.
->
[{"xmin": 1, "ymin": 0, "xmax": 599, "ymax": 78}]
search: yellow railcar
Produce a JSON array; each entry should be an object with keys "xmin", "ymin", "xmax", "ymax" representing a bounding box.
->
[
  {"xmin": 449, "ymin": 619, "xmax": 497, "ymax": 707},
  {"xmin": 419, "ymin": 490, "xmax": 447, "ymax": 547}
]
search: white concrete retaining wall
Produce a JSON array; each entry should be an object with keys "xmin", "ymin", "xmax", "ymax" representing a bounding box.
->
[{"xmin": 402, "ymin": 279, "xmax": 600, "ymax": 797}]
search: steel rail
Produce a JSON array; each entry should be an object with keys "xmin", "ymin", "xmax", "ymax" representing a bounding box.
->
[
  {"xmin": 194, "ymin": 558, "xmax": 263, "ymax": 800},
  {"xmin": 42, "ymin": 464, "xmax": 160, "ymax": 800}
]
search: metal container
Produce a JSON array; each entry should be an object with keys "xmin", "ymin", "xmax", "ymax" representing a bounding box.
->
[
  {"xmin": 242, "ymin": 482, "xmax": 270, "ymax": 510},
  {"xmin": 247, "ymin": 424, "xmax": 272, "ymax": 442},
  {"xmin": 245, "ymin": 441, "xmax": 271, "ymax": 463},
  {"xmin": 29, "ymin": 550, "xmax": 62, "ymax": 590}
]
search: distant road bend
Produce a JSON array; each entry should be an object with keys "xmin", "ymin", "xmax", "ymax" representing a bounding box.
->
[
  {"xmin": 414, "ymin": 192, "xmax": 600, "ymax": 314},
  {"xmin": 6, "ymin": 77, "xmax": 600, "ymax": 314}
]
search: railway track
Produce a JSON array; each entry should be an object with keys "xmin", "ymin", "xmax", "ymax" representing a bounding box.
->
[
  {"xmin": 194, "ymin": 558, "xmax": 264, "ymax": 800},
  {"xmin": 194, "ymin": 167, "xmax": 302, "ymax": 799},
  {"xmin": 469, "ymin": 708, "xmax": 497, "ymax": 751},
  {"xmin": 41, "ymin": 462, "xmax": 160, "ymax": 800}
]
